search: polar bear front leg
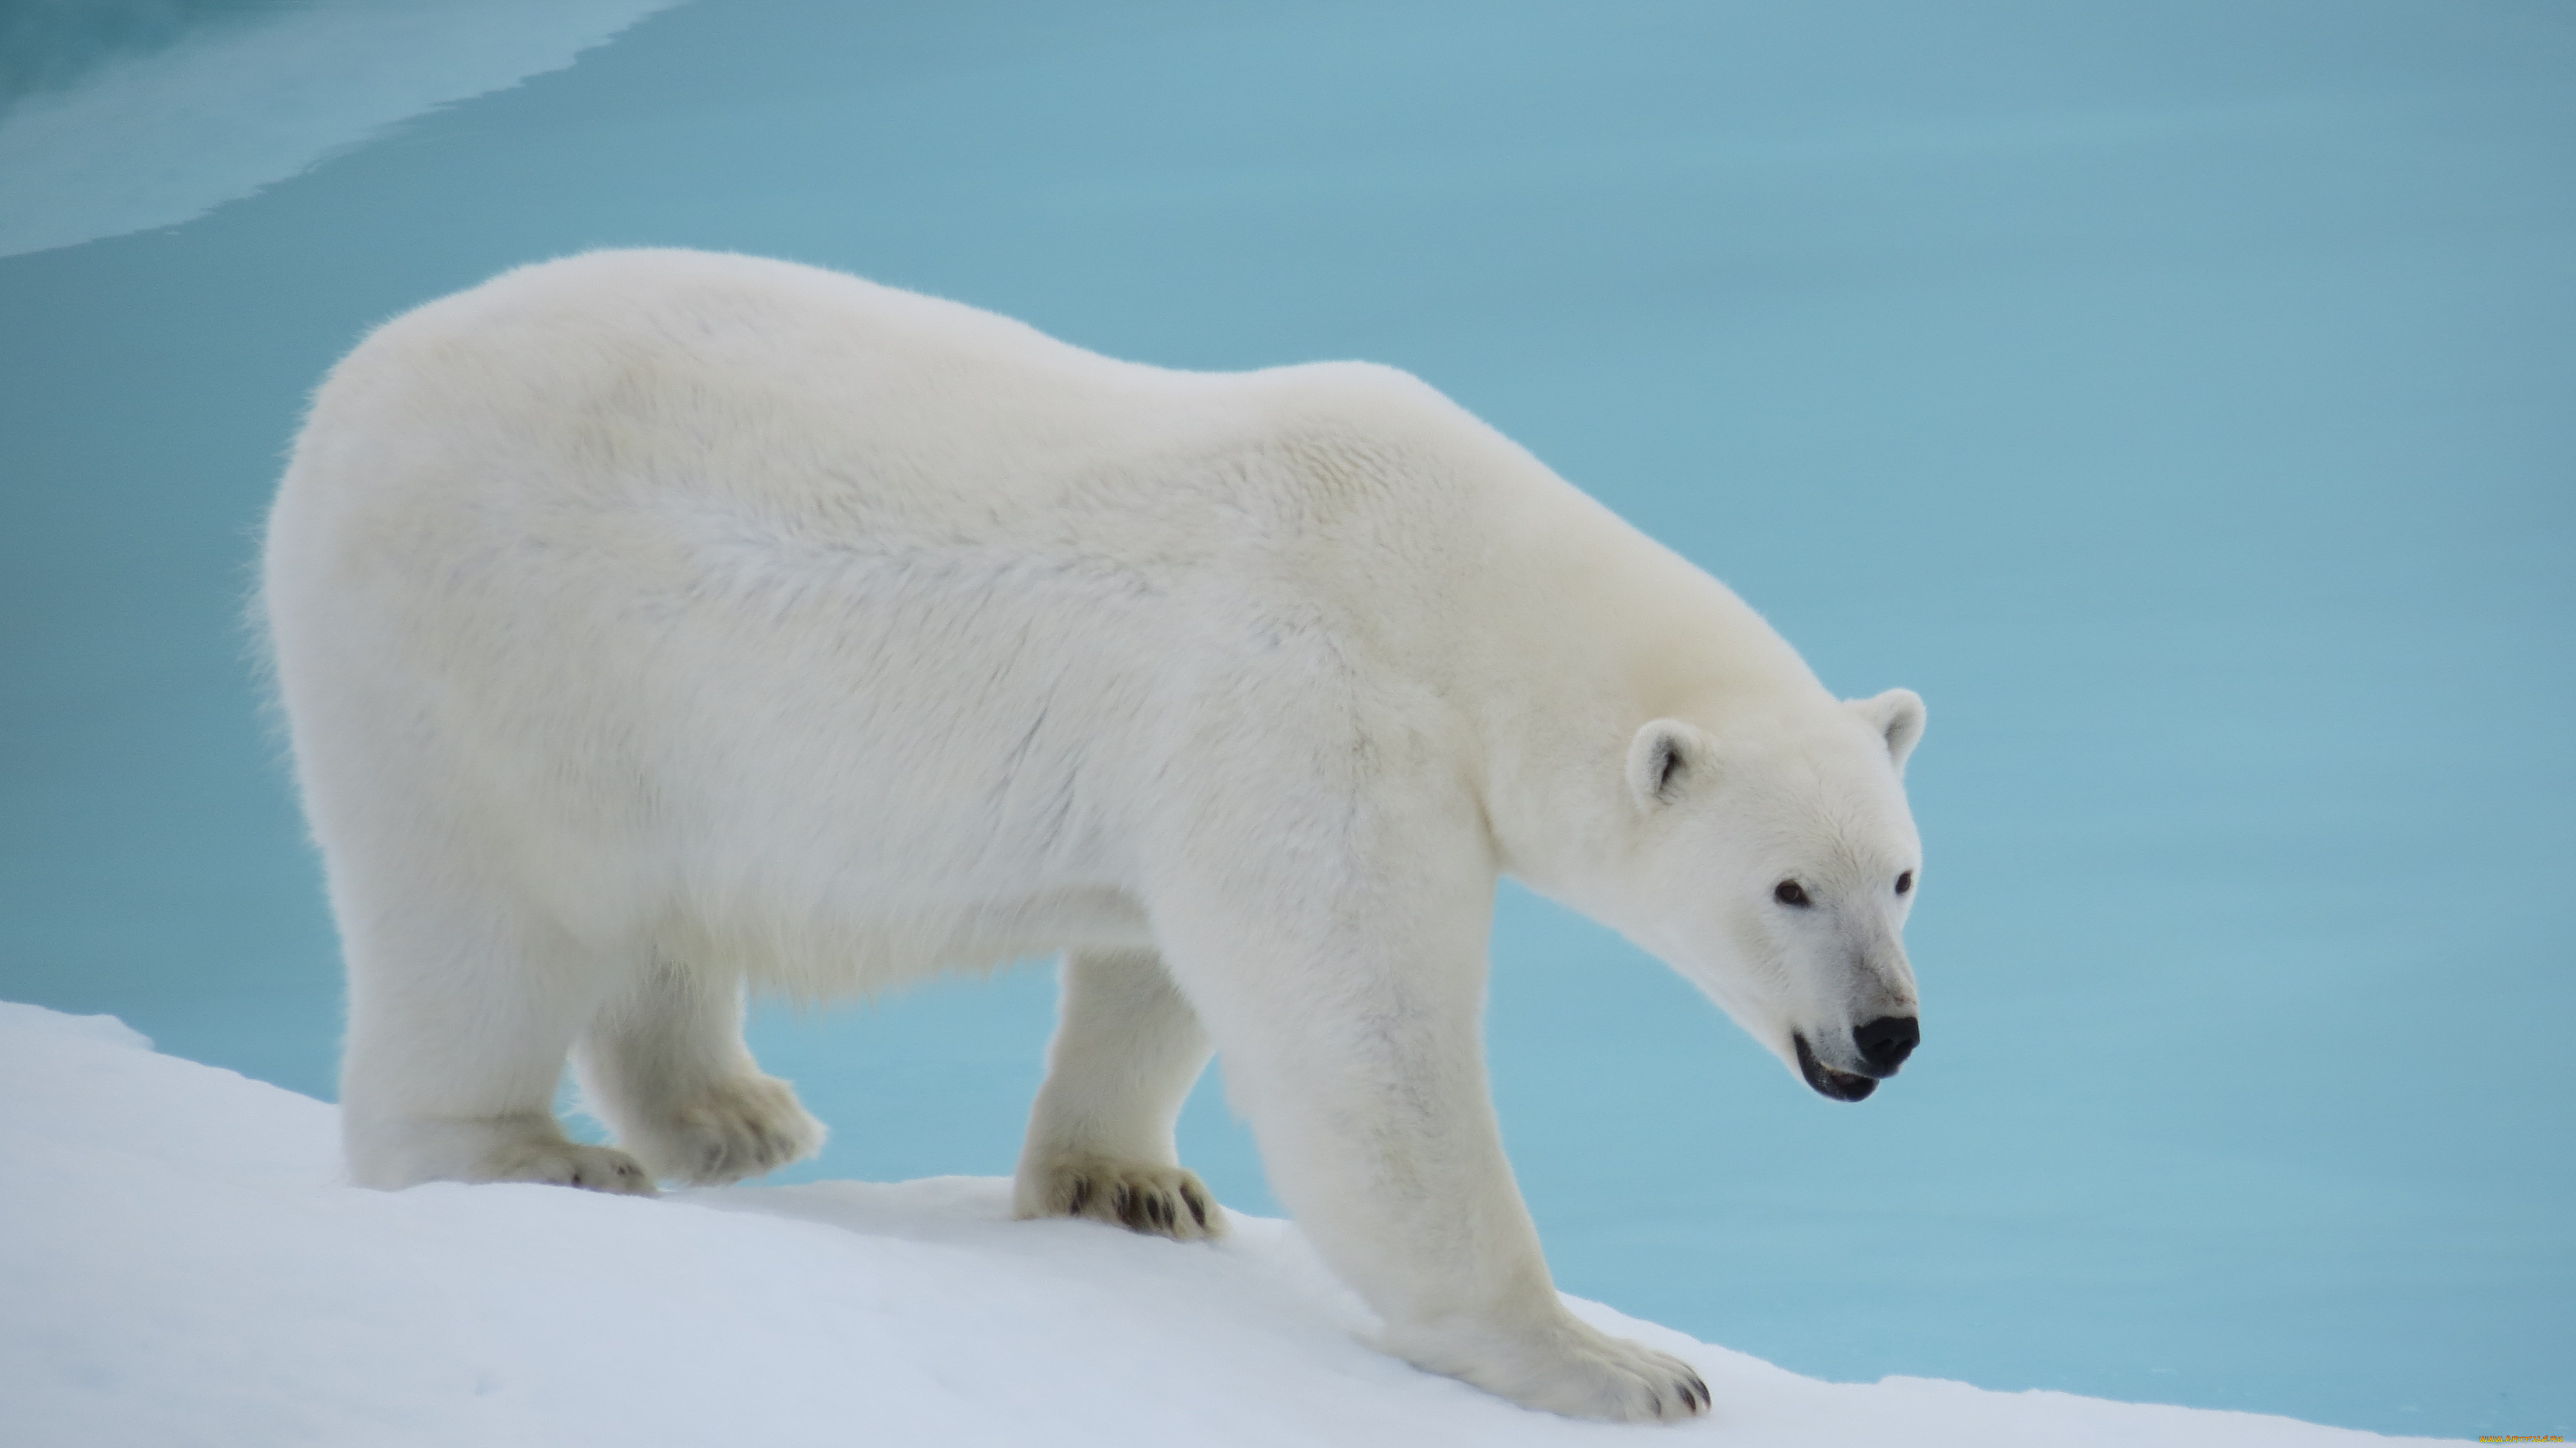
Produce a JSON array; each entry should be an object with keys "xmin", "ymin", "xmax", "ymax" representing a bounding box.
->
[
  {"xmin": 574, "ymin": 962, "xmax": 826, "ymax": 1186},
  {"xmin": 1151, "ymin": 879, "xmax": 1710, "ymax": 1423},
  {"xmin": 1014, "ymin": 948, "xmax": 1224, "ymax": 1241}
]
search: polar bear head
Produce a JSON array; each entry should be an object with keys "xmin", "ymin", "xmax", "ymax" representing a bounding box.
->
[{"xmin": 1604, "ymin": 689, "xmax": 1927, "ymax": 1101}]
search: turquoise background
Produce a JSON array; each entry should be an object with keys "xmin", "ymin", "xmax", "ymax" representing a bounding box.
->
[{"xmin": 3, "ymin": 2, "xmax": 2569, "ymax": 1437}]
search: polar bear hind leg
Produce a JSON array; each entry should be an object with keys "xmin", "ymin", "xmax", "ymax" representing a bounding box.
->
[
  {"xmin": 1014, "ymin": 948, "xmax": 1225, "ymax": 1241},
  {"xmin": 338, "ymin": 882, "xmax": 656, "ymax": 1196},
  {"xmin": 574, "ymin": 960, "xmax": 827, "ymax": 1186}
]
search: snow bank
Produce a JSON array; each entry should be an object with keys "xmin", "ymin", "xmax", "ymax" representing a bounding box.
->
[{"xmin": 0, "ymin": 1002, "xmax": 2458, "ymax": 1446}]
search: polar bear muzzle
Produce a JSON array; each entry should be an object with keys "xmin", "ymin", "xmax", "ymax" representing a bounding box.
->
[{"xmin": 1794, "ymin": 1015, "xmax": 1920, "ymax": 1102}]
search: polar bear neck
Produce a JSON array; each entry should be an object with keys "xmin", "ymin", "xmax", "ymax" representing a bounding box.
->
[
  {"xmin": 1461, "ymin": 473, "xmax": 1839, "ymax": 902},
  {"xmin": 1236, "ymin": 363, "xmax": 1838, "ymax": 904}
]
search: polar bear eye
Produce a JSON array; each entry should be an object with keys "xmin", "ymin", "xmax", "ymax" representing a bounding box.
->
[
  {"xmin": 1895, "ymin": 871, "xmax": 1914, "ymax": 895},
  {"xmin": 1773, "ymin": 880, "xmax": 1811, "ymax": 908}
]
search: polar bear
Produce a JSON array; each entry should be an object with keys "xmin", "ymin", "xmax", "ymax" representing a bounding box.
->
[{"xmin": 262, "ymin": 249, "xmax": 1927, "ymax": 1424}]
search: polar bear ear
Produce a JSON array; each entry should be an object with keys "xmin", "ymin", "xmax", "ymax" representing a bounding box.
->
[
  {"xmin": 1627, "ymin": 719, "xmax": 1717, "ymax": 811},
  {"xmin": 1850, "ymin": 689, "xmax": 1926, "ymax": 772}
]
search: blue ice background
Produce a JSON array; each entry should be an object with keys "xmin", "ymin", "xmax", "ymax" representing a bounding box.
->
[{"xmin": 3, "ymin": 1, "xmax": 2570, "ymax": 1436}]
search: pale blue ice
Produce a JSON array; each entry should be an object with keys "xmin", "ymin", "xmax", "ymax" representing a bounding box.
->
[{"xmin": 1, "ymin": 2, "xmax": 2568, "ymax": 1438}]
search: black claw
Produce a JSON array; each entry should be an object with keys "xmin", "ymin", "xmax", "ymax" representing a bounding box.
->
[{"xmin": 1065, "ymin": 1179, "xmax": 1092, "ymax": 1215}]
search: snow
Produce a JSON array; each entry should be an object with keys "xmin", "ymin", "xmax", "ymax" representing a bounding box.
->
[
  {"xmin": 0, "ymin": 1002, "xmax": 2461, "ymax": 1447},
  {"xmin": 0, "ymin": 0, "xmax": 679, "ymax": 260}
]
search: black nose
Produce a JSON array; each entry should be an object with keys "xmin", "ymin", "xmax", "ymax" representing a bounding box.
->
[{"xmin": 1853, "ymin": 1015, "xmax": 1920, "ymax": 1077}]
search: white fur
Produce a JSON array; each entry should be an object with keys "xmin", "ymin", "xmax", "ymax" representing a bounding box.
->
[{"xmin": 262, "ymin": 249, "xmax": 1927, "ymax": 1424}]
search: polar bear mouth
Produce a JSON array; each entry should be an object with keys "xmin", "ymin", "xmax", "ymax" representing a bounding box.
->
[{"xmin": 1794, "ymin": 1034, "xmax": 1879, "ymax": 1102}]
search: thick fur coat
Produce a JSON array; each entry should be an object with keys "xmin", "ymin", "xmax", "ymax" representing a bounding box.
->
[{"xmin": 264, "ymin": 249, "xmax": 1929, "ymax": 1422}]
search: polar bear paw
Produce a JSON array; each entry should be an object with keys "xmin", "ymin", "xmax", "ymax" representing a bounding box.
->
[
  {"xmin": 620, "ymin": 1074, "xmax": 827, "ymax": 1186},
  {"xmin": 1394, "ymin": 1313, "xmax": 1710, "ymax": 1423},
  {"xmin": 1015, "ymin": 1155, "xmax": 1226, "ymax": 1241},
  {"xmin": 471, "ymin": 1138, "xmax": 659, "ymax": 1196},
  {"xmin": 348, "ymin": 1114, "xmax": 658, "ymax": 1196}
]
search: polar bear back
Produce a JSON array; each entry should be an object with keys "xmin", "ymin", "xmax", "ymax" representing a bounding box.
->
[{"xmin": 265, "ymin": 252, "xmax": 1536, "ymax": 984}]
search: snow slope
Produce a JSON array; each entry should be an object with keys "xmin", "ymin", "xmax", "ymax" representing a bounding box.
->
[{"xmin": 0, "ymin": 1002, "xmax": 2461, "ymax": 1446}]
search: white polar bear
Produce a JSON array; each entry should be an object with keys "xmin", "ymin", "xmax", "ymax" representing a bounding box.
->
[{"xmin": 262, "ymin": 249, "xmax": 1927, "ymax": 1424}]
